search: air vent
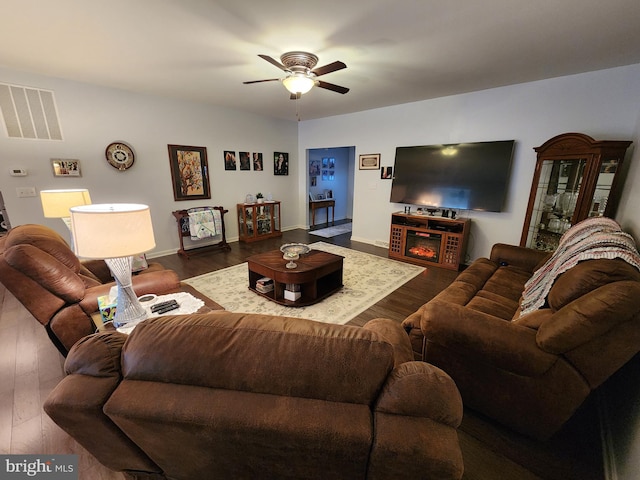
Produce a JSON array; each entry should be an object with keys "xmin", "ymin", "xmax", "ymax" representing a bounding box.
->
[{"xmin": 0, "ymin": 83, "xmax": 63, "ymax": 140}]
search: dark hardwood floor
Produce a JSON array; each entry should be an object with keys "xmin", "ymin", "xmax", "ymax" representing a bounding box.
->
[{"xmin": 0, "ymin": 227, "xmax": 604, "ymax": 480}]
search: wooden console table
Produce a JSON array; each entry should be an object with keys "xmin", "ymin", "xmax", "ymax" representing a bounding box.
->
[{"xmin": 309, "ymin": 199, "xmax": 335, "ymax": 227}]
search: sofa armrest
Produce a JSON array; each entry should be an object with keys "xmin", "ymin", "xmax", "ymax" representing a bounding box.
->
[
  {"xmin": 375, "ymin": 361, "xmax": 462, "ymax": 427},
  {"xmin": 490, "ymin": 243, "xmax": 550, "ymax": 273},
  {"xmin": 362, "ymin": 318, "xmax": 414, "ymax": 366},
  {"xmin": 79, "ymin": 269, "xmax": 181, "ymax": 315},
  {"xmin": 421, "ymin": 301, "xmax": 558, "ymax": 376},
  {"xmin": 44, "ymin": 332, "xmax": 161, "ymax": 474},
  {"xmin": 370, "ymin": 361, "xmax": 465, "ymax": 479}
]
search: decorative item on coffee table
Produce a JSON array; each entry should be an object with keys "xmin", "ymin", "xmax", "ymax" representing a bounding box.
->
[{"xmin": 280, "ymin": 243, "xmax": 310, "ymax": 269}]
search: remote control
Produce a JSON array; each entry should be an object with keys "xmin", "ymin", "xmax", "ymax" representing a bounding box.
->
[
  {"xmin": 152, "ymin": 303, "xmax": 180, "ymax": 315},
  {"xmin": 151, "ymin": 300, "xmax": 178, "ymax": 313}
]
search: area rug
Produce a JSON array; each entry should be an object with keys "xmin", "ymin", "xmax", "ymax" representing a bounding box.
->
[
  {"xmin": 183, "ymin": 242, "xmax": 424, "ymax": 325},
  {"xmin": 310, "ymin": 223, "xmax": 352, "ymax": 238}
]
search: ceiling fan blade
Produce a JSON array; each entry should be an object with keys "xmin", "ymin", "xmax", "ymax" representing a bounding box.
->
[
  {"xmin": 258, "ymin": 54, "xmax": 289, "ymax": 72},
  {"xmin": 243, "ymin": 79, "xmax": 280, "ymax": 84},
  {"xmin": 312, "ymin": 61, "xmax": 347, "ymax": 77},
  {"xmin": 317, "ymin": 80, "xmax": 349, "ymax": 94}
]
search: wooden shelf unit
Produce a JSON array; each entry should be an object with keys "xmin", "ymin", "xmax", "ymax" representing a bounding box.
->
[
  {"xmin": 389, "ymin": 212, "xmax": 470, "ymax": 271},
  {"xmin": 237, "ymin": 201, "xmax": 282, "ymax": 243}
]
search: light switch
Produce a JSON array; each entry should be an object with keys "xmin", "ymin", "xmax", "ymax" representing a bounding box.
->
[{"xmin": 16, "ymin": 187, "xmax": 36, "ymax": 198}]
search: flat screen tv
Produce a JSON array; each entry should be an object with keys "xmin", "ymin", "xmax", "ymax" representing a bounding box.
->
[{"xmin": 390, "ymin": 140, "xmax": 515, "ymax": 212}]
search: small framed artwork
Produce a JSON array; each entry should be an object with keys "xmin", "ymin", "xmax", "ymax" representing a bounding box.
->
[
  {"xmin": 381, "ymin": 166, "xmax": 393, "ymax": 179},
  {"xmin": 51, "ymin": 159, "xmax": 81, "ymax": 177},
  {"xmin": 224, "ymin": 151, "xmax": 237, "ymax": 170},
  {"xmin": 274, "ymin": 152, "xmax": 289, "ymax": 175},
  {"xmin": 239, "ymin": 151, "xmax": 251, "ymax": 171},
  {"xmin": 252, "ymin": 152, "xmax": 263, "ymax": 171},
  {"xmin": 167, "ymin": 144, "xmax": 211, "ymax": 201},
  {"xmin": 359, "ymin": 153, "xmax": 380, "ymax": 170},
  {"xmin": 309, "ymin": 160, "xmax": 320, "ymax": 176}
]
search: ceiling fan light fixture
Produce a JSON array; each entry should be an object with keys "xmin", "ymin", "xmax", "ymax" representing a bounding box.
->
[{"xmin": 282, "ymin": 74, "xmax": 315, "ymax": 95}]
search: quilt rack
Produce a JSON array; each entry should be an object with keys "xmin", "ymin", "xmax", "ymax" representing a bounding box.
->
[{"xmin": 172, "ymin": 206, "xmax": 231, "ymax": 258}]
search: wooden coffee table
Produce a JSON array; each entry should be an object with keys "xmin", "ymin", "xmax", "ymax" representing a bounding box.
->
[{"xmin": 247, "ymin": 249, "xmax": 344, "ymax": 306}]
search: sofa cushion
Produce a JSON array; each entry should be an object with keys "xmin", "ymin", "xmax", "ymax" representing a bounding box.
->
[
  {"xmin": 481, "ymin": 265, "xmax": 531, "ymax": 300},
  {"xmin": 122, "ymin": 313, "xmax": 395, "ymax": 405},
  {"xmin": 469, "ymin": 290, "xmax": 520, "ymax": 320}
]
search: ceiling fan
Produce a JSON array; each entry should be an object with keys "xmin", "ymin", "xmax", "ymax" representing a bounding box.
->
[{"xmin": 244, "ymin": 51, "xmax": 349, "ymax": 99}]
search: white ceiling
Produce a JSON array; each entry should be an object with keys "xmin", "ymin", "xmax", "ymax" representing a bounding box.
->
[{"xmin": 2, "ymin": 0, "xmax": 640, "ymax": 122}]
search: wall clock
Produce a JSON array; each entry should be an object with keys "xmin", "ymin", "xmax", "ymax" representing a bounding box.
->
[{"xmin": 105, "ymin": 142, "xmax": 135, "ymax": 170}]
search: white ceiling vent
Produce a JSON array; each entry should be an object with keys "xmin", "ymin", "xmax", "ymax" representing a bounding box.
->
[{"xmin": 0, "ymin": 83, "xmax": 63, "ymax": 140}]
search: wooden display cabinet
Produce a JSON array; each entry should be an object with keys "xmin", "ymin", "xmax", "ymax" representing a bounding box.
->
[
  {"xmin": 237, "ymin": 201, "xmax": 282, "ymax": 243},
  {"xmin": 389, "ymin": 212, "xmax": 470, "ymax": 271},
  {"xmin": 520, "ymin": 133, "xmax": 632, "ymax": 252}
]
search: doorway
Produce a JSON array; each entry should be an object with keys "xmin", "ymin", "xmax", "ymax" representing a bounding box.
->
[
  {"xmin": 306, "ymin": 146, "xmax": 355, "ymax": 229},
  {"xmin": 0, "ymin": 191, "xmax": 10, "ymax": 235}
]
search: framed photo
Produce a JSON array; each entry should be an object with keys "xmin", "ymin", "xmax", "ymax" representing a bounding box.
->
[
  {"xmin": 381, "ymin": 166, "xmax": 393, "ymax": 179},
  {"xmin": 309, "ymin": 160, "xmax": 320, "ymax": 176},
  {"xmin": 167, "ymin": 144, "xmax": 211, "ymax": 201},
  {"xmin": 224, "ymin": 150, "xmax": 237, "ymax": 170},
  {"xmin": 274, "ymin": 152, "xmax": 288, "ymax": 175},
  {"xmin": 359, "ymin": 153, "xmax": 380, "ymax": 170},
  {"xmin": 252, "ymin": 152, "xmax": 263, "ymax": 171},
  {"xmin": 51, "ymin": 159, "xmax": 81, "ymax": 177},
  {"xmin": 239, "ymin": 151, "xmax": 251, "ymax": 171}
]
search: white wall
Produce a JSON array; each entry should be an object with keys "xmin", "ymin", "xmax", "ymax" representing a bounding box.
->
[
  {"xmin": 298, "ymin": 64, "xmax": 640, "ymax": 260},
  {"xmin": 0, "ymin": 67, "xmax": 299, "ymax": 255},
  {"xmin": 603, "ymin": 106, "xmax": 640, "ymax": 480}
]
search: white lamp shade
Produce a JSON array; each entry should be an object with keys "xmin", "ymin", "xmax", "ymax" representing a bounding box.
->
[
  {"xmin": 40, "ymin": 189, "xmax": 91, "ymax": 218},
  {"xmin": 70, "ymin": 203, "xmax": 156, "ymax": 258},
  {"xmin": 282, "ymin": 74, "xmax": 315, "ymax": 94}
]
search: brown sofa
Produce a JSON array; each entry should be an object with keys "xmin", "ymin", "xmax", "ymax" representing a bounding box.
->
[
  {"xmin": 0, "ymin": 224, "xmax": 181, "ymax": 355},
  {"xmin": 44, "ymin": 312, "xmax": 464, "ymax": 480},
  {"xmin": 402, "ymin": 218, "xmax": 640, "ymax": 439}
]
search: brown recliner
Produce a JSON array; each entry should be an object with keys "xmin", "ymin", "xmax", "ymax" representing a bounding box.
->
[
  {"xmin": 403, "ymin": 240, "xmax": 640, "ymax": 440},
  {"xmin": 0, "ymin": 224, "xmax": 181, "ymax": 355},
  {"xmin": 44, "ymin": 313, "xmax": 465, "ymax": 479}
]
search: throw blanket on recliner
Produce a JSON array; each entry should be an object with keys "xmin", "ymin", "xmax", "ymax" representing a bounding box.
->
[{"xmin": 520, "ymin": 217, "xmax": 640, "ymax": 316}]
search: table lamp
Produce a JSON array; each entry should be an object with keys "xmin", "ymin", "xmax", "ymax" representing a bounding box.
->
[
  {"xmin": 70, "ymin": 203, "xmax": 156, "ymax": 328},
  {"xmin": 40, "ymin": 188, "xmax": 92, "ymax": 230}
]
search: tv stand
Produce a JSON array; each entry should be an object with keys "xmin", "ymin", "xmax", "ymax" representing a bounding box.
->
[{"xmin": 389, "ymin": 212, "xmax": 470, "ymax": 271}]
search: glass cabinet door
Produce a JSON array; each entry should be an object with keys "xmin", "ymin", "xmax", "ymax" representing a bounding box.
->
[
  {"xmin": 588, "ymin": 156, "xmax": 620, "ymax": 218},
  {"xmin": 237, "ymin": 205, "xmax": 254, "ymax": 237},
  {"xmin": 524, "ymin": 158, "xmax": 586, "ymax": 251},
  {"xmin": 256, "ymin": 205, "xmax": 273, "ymax": 236}
]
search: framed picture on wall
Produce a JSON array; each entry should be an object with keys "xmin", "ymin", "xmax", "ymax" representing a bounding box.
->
[
  {"xmin": 239, "ymin": 151, "xmax": 251, "ymax": 171},
  {"xmin": 253, "ymin": 152, "xmax": 263, "ymax": 171},
  {"xmin": 51, "ymin": 159, "xmax": 81, "ymax": 177},
  {"xmin": 167, "ymin": 144, "xmax": 211, "ymax": 201},
  {"xmin": 274, "ymin": 152, "xmax": 289, "ymax": 175},
  {"xmin": 224, "ymin": 150, "xmax": 237, "ymax": 170},
  {"xmin": 309, "ymin": 160, "xmax": 320, "ymax": 176},
  {"xmin": 359, "ymin": 153, "xmax": 380, "ymax": 170}
]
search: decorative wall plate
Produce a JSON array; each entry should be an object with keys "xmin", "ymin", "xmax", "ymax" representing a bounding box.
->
[{"xmin": 106, "ymin": 142, "xmax": 135, "ymax": 170}]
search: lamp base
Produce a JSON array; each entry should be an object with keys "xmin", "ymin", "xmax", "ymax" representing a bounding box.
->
[{"xmin": 106, "ymin": 257, "xmax": 148, "ymax": 328}]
